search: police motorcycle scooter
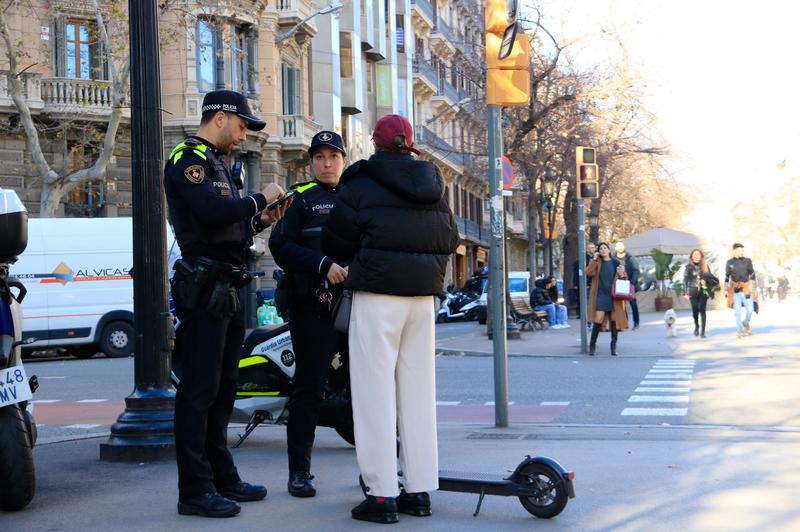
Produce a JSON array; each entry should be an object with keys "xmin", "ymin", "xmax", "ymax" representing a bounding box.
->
[
  {"xmin": 169, "ymin": 266, "xmax": 354, "ymax": 449},
  {"xmin": 436, "ymin": 290, "xmax": 480, "ymax": 323},
  {"xmin": 0, "ymin": 188, "xmax": 38, "ymax": 511}
]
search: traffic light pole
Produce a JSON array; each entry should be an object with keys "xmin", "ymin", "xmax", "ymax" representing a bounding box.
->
[
  {"xmin": 577, "ymin": 199, "xmax": 588, "ymax": 353},
  {"xmin": 488, "ymin": 104, "xmax": 509, "ymax": 427},
  {"xmin": 100, "ymin": 0, "xmax": 175, "ymax": 461}
]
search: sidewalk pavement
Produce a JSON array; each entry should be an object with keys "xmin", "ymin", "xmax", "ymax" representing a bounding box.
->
[
  {"xmin": 436, "ymin": 310, "xmax": 683, "ymax": 358},
  {"xmin": 435, "ymin": 304, "xmax": 798, "ymax": 361},
  {"xmin": 7, "ymin": 421, "xmax": 800, "ymax": 531}
]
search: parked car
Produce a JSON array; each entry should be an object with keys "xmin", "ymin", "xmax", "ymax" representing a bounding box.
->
[{"xmin": 476, "ymin": 271, "xmax": 531, "ymax": 325}]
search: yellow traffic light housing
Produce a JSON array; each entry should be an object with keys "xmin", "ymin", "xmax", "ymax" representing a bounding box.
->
[
  {"xmin": 485, "ymin": 0, "xmax": 529, "ymax": 106},
  {"xmin": 576, "ymin": 147, "xmax": 599, "ymax": 199}
]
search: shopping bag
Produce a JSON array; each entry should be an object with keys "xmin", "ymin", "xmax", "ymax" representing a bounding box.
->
[{"xmin": 612, "ymin": 279, "xmax": 635, "ymax": 301}]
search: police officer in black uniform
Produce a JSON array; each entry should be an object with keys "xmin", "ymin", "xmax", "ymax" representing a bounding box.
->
[
  {"xmin": 165, "ymin": 90, "xmax": 288, "ymax": 518},
  {"xmin": 269, "ymin": 131, "xmax": 349, "ymax": 498}
]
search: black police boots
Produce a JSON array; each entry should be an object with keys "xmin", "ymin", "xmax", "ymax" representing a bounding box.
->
[
  {"xmin": 288, "ymin": 471, "xmax": 316, "ymax": 497},
  {"xmin": 351, "ymin": 495, "xmax": 399, "ymax": 524},
  {"xmin": 177, "ymin": 492, "xmax": 240, "ymax": 518},
  {"xmin": 218, "ymin": 481, "xmax": 268, "ymax": 502},
  {"xmin": 398, "ymin": 491, "xmax": 432, "ymax": 516}
]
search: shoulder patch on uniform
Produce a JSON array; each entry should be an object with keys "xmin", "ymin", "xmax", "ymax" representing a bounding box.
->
[{"xmin": 184, "ymin": 164, "xmax": 205, "ymax": 184}]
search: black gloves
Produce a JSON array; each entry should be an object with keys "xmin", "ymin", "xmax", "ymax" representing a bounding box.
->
[{"xmin": 207, "ymin": 281, "xmax": 240, "ymax": 319}]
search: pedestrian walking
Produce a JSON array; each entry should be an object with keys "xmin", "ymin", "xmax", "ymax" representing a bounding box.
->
[
  {"xmin": 321, "ymin": 114, "xmax": 459, "ymax": 524},
  {"xmin": 725, "ymin": 242, "xmax": 756, "ymax": 337},
  {"xmin": 614, "ymin": 242, "xmax": 640, "ymax": 330},
  {"xmin": 165, "ymin": 90, "xmax": 287, "ymax": 518},
  {"xmin": 586, "ymin": 242, "xmax": 629, "ymax": 356},
  {"xmin": 683, "ymin": 249, "xmax": 710, "ymax": 338},
  {"xmin": 268, "ymin": 130, "xmax": 350, "ymax": 498}
]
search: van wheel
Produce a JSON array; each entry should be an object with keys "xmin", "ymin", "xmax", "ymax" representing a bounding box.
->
[{"xmin": 100, "ymin": 321, "xmax": 134, "ymax": 358}]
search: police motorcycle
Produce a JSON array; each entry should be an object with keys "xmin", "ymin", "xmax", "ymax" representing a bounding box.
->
[
  {"xmin": 169, "ymin": 263, "xmax": 354, "ymax": 449},
  {"xmin": 436, "ymin": 290, "xmax": 480, "ymax": 323},
  {"xmin": 0, "ymin": 188, "xmax": 38, "ymax": 511}
]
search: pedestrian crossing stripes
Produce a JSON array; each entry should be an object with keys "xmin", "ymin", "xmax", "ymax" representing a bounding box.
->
[{"xmin": 621, "ymin": 360, "xmax": 695, "ymax": 418}]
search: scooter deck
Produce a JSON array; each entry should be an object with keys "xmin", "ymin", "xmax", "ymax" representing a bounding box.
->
[{"xmin": 438, "ymin": 470, "xmax": 515, "ymax": 496}]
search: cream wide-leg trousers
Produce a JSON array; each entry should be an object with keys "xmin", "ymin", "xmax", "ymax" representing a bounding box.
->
[{"xmin": 348, "ymin": 291, "xmax": 439, "ymax": 497}]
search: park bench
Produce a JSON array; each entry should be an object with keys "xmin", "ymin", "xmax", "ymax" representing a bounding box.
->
[{"xmin": 510, "ymin": 297, "xmax": 549, "ymax": 331}]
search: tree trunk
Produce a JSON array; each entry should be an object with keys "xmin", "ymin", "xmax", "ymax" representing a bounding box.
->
[
  {"xmin": 527, "ymin": 176, "xmax": 538, "ymax": 277},
  {"xmin": 40, "ymin": 182, "xmax": 67, "ymax": 217}
]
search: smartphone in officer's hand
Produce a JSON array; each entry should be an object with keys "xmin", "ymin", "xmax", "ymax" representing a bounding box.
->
[{"xmin": 266, "ymin": 190, "xmax": 295, "ymax": 210}]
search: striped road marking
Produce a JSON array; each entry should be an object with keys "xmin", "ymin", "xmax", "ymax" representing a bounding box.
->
[
  {"xmin": 63, "ymin": 424, "xmax": 102, "ymax": 430},
  {"xmin": 540, "ymin": 401, "xmax": 570, "ymax": 406},
  {"xmin": 76, "ymin": 399, "xmax": 108, "ymax": 403},
  {"xmin": 621, "ymin": 360, "xmax": 696, "ymax": 417}
]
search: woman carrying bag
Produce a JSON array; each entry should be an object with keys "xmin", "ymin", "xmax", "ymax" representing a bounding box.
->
[{"xmin": 586, "ymin": 242, "xmax": 629, "ymax": 356}]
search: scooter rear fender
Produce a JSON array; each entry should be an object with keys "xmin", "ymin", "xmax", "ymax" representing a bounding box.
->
[{"xmin": 511, "ymin": 455, "xmax": 576, "ymax": 498}]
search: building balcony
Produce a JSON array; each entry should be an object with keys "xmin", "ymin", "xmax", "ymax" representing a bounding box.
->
[
  {"xmin": 432, "ymin": 78, "xmax": 460, "ymax": 107},
  {"xmin": 1, "ymin": 71, "xmax": 129, "ymax": 120},
  {"xmin": 455, "ymin": 215, "xmax": 489, "ymax": 246},
  {"xmin": 414, "ymin": 124, "xmax": 465, "ymax": 171},
  {"xmin": 430, "ymin": 18, "xmax": 457, "ymax": 56},
  {"xmin": 412, "ymin": 58, "xmax": 438, "ymax": 97},
  {"xmin": 275, "ymin": 0, "xmax": 318, "ymax": 41},
  {"xmin": 411, "ymin": 0, "xmax": 434, "ymax": 32},
  {"xmin": 506, "ymin": 217, "xmax": 528, "ymax": 238},
  {"xmin": 278, "ymin": 114, "xmax": 322, "ymax": 160}
]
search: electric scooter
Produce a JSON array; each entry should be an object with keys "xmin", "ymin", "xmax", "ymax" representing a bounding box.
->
[
  {"xmin": 0, "ymin": 188, "xmax": 39, "ymax": 511},
  {"xmin": 169, "ymin": 290, "xmax": 353, "ymax": 448}
]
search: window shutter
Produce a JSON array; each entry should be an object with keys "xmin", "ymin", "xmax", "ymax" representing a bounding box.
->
[
  {"xmin": 97, "ymin": 22, "xmax": 110, "ymax": 80},
  {"xmin": 246, "ymin": 26, "xmax": 259, "ymax": 97},
  {"xmin": 281, "ymin": 63, "xmax": 290, "ymax": 114},
  {"xmin": 53, "ymin": 16, "xmax": 67, "ymax": 77},
  {"xmin": 292, "ymin": 68, "xmax": 301, "ymax": 116}
]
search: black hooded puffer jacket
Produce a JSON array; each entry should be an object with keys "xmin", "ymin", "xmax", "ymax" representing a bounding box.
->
[{"xmin": 321, "ymin": 151, "xmax": 459, "ymax": 297}]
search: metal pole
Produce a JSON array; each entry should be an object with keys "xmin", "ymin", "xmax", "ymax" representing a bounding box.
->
[
  {"xmin": 100, "ymin": 0, "xmax": 175, "ymax": 461},
  {"xmin": 577, "ymin": 199, "xmax": 588, "ymax": 353},
  {"xmin": 488, "ymin": 105, "xmax": 508, "ymax": 427}
]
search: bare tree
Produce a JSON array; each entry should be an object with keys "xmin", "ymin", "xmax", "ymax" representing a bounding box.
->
[{"xmin": 0, "ymin": 0, "xmax": 132, "ymax": 217}]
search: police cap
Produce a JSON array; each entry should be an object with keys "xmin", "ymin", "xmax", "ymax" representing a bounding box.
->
[
  {"xmin": 201, "ymin": 90, "xmax": 266, "ymax": 131},
  {"xmin": 309, "ymin": 130, "xmax": 346, "ymax": 157}
]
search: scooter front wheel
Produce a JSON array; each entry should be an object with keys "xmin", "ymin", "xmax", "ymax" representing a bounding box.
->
[
  {"xmin": 0, "ymin": 404, "xmax": 35, "ymax": 511},
  {"xmin": 516, "ymin": 463, "xmax": 568, "ymax": 518}
]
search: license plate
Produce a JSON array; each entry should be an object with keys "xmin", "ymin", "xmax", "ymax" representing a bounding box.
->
[{"xmin": 0, "ymin": 365, "xmax": 33, "ymax": 408}]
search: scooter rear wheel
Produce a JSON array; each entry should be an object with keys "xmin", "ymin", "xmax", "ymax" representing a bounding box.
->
[
  {"xmin": 516, "ymin": 463, "xmax": 568, "ymax": 518},
  {"xmin": 0, "ymin": 404, "xmax": 35, "ymax": 511}
]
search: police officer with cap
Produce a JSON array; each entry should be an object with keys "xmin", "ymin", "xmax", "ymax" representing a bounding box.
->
[
  {"xmin": 165, "ymin": 89, "xmax": 288, "ymax": 518},
  {"xmin": 269, "ymin": 130, "xmax": 349, "ymax": 498}
]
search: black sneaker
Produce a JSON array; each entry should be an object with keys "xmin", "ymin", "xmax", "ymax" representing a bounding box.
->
[
  {"xmin": 218, "ymin": 481, "xmax": 267, "ymax": 502},
  {"xmin": 288, "ymin": 471, "xmax": 316, "ymax": 498},
  {"xmin": 398, "ymin": 491, "xmax": 431, "ymax": 517},
  {"xmin": 351, "ymin": 495, "xmax": 399, "ymax": 524},
  {"xmin": 177, "ymin": 492, "xmax": 240, "ymax": 518}
]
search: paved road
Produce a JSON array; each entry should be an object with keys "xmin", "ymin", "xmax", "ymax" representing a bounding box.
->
[{"xmin": 25, "ymin": 299, "xmax": 800, "ymax": 442}]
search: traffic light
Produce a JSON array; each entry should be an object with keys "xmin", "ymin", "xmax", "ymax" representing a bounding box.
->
[
  {"xmin": 575, "ymin": 146, "xmax": 599, "ymax": 199},
  {"xmin": 485, "ymin": 0, "xmax": 530, "ymax": 106}
]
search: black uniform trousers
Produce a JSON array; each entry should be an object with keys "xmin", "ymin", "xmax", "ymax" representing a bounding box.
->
[
  {"xmin": 174, "ymin": 303, "xmax": 244, "ymax": 497},
  {"xmin": 286, "ymin": 301, "xmax": 344, "ymax": 473}
]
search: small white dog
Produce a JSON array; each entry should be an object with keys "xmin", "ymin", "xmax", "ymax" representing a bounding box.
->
[{"xmin": 664, "ymin": 308, "xmax": 677, "ymax": 337}]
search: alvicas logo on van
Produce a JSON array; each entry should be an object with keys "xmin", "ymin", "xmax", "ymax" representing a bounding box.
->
[{"xmin": 17, "ymin": 262, "xmax": 131, "ymax": 285}]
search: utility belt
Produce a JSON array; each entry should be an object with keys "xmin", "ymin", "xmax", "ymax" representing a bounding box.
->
[{"xmin": 171, "ymin": 256, "xmax": 252, "ymax": 318}]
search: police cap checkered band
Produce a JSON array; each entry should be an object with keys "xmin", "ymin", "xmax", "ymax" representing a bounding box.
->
[{"xmin": 201, "ymin": 90, "xmax": 266, "ymax": 131}]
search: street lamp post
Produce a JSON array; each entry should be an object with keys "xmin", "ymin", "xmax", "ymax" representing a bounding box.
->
[
  {"xmin": 275, "ymin": 2, "xmax": 344, "ymax": 45},
  {"xmin": 588, "ymin": 211, "xmax": 599, "ymax": 243},
  {"xmin": 541, "ymin": 170, "xmax": 557, "ymax": 276}
]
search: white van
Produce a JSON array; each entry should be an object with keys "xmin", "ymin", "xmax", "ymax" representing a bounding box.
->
[
  {"xmin": 12, "ymin": 217, "xmax": 173, "ymax": 358},
  {"xmin": 475, "ymin": 271, "xmax": 531, "ymax": 324}
]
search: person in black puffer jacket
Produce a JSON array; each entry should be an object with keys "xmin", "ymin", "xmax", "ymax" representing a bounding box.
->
[{"xmin": 322, "ymin": 114, "xmax": 459, "ymax": 524}]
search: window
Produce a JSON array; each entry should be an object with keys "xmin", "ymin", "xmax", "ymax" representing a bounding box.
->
[
  {"xmin": 52, "ymin": 17, "xmax": 107, "ymax": 80},
  {"xmin": 196, "ymin": 19, "xmax": 258, "ymax": 95},
  {"xmin": 396, "ymin": 15, "xmax": 405, "ymax": 54},
  {"xmin": 366, "ymin": 61, "xmax": 374, "ymax": 93},
  {"xmin": 282, "ymin": 63, "xmax": 301, "ymax": 115},
  {"xmin": 340, "ymin": 32, "xmax": 353, "ymax": 78}
]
